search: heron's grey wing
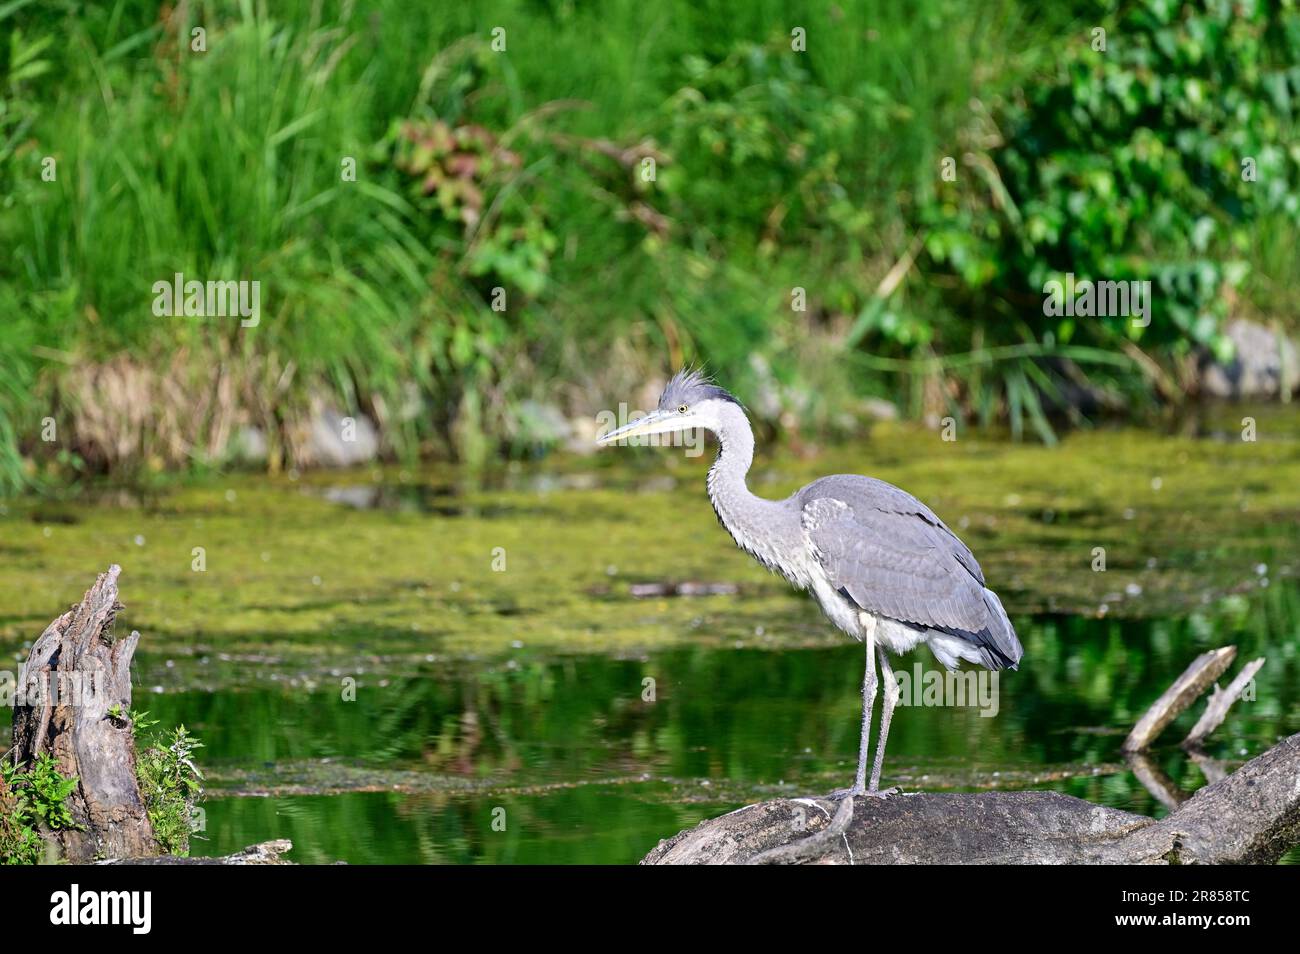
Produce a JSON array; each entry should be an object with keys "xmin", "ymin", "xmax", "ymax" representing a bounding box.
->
[
  {"xmin": 813, "ymin": 476, "xmax": 985, "ymax": 584},
  {"xmin": 801, "ymin": 495, "xmax": 989, "ymax": 633}
]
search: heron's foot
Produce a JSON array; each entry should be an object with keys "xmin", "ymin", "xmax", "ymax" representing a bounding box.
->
[
  {"xmin": 861, "ymin": 785, "xmax": 900, "ymax": 799},
  {"xmin": 825, "ymin": 786, "xmax": 864, "ymax": 802},
  {"xmin": 826, "ymin": 784, "xmax": 899, "ymax": 801}
]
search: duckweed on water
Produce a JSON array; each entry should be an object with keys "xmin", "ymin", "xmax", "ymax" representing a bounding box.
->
[{"xmin": 1, "ymin": 412, "xmax": 1296, "ymax": 676}]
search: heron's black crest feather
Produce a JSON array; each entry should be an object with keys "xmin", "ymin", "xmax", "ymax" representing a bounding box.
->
[{"xmin": 658, "ymin": 367, "xmax": 743, "ymax": 411}]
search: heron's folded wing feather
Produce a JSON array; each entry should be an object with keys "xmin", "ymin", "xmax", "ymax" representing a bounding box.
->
[
  {"xmin": 802, "ymin": 475, "xmax": 986, "ymax": 585},
  {"xmin": 802, "ymin": 496, "xmax": 989, "ymax": 632}
]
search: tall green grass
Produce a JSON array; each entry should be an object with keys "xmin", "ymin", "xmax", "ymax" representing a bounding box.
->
[{"xmin": 1, "ymin": 0, "xmax": 1291, "ymax": 492}]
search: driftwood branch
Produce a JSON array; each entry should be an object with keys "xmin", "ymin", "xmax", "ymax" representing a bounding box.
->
[
  {"xmin": 10, "ymin": 565, "xmax": 157, "ymax": 862},
  {"xmin": 1122, "ymin": 647, "xmax": 1237, "ymax": 752},
  {"xmin": 1182, "ymin": 658, "xmax": 1266, "ymax": 749},
  {"xmin": 643, "ymin": 732, "xmax": 1300, "ymax": 865}
]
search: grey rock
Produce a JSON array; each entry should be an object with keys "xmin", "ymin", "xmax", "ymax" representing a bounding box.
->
[
  {"xmin": 1200, "ymin": 319, "xmax": 1299, "ymax": 399},
  {"xmin": 308, "ymin": 409, "xmax": 379, "ymax": 467},
  {"xmin": 228, "ymin": 425, "xmax": 268, "ymax": 465},
  {"xmin": 861, "ymin": 397, "xmax": 899, "ymax": 422}
]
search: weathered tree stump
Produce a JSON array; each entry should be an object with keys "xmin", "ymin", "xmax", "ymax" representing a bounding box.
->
[
  {"xmin": 642, "ymin": 731, "xmax": 1300, "ymax": 865},
  {"xmin": 10, "ymin": 565, "xmax": 158, "ymax": 862}
]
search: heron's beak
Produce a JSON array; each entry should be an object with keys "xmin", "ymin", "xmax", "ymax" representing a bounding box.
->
[{"xmin": 597, "ymin": 409, "xmax": 693, "ymax": 446}]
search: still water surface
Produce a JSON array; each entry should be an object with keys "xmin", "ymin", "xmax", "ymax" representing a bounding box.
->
[{"xmin": 2, "ymin": 409, "xmax": 1297, "ymax": 863}]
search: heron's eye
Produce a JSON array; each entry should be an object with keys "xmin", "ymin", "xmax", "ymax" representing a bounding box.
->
[{"xmin": 678, "ymin": 404, "xmax": 689, "ymax": 414}]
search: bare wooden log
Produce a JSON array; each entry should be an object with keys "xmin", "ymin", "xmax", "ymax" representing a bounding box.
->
[
  {"xmin": 643, "ymin": 732, "xmax": 1300, "ymax": 865},
  {"xmin": 1115, "ymin": 730, "xmax": 1300, "ymax": 865},
  {"xmin": 10, "ymin": 565, "xmax": 157, "ymax": 862},
  {"xmin": 644, "ymin": 733, "xmax": 1300, "ymax": 868},
  {"xmin": 646, "ymin": 791, "xmax": 1152, "ymax": 865},
  {"xmin": 1182, "ymin": 657, "xmax": 1266, "ymax": 750},
  {"xmin": 649, "ymin": 646, "xmax": 1291, "ymax": 864},
  {"xmin": 1121, "ymin": 646, "xmax": 1236, "ymax": 752}
]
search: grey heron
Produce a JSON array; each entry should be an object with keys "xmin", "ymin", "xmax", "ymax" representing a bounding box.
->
[{"xmin": 598, "ymin": 368, "xmax": 1023, "ymax": 797}]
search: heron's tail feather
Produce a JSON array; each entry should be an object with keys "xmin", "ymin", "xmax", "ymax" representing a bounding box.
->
[
  {"xmin": 978, "ymin": 588, "xmax": 1023, "ymax": 670},
  {"xmin": 931, "ymin": 588, "xmax": 1023, "ymax": 671}
]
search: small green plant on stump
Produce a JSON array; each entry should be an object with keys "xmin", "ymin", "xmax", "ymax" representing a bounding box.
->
[
  {"xmin": 131, "ymin": 711, "xmax": 204, "ymax": 856},
  {"xmin": 0, "ymin": 754, "xmax": 81, "ymax": 864}
]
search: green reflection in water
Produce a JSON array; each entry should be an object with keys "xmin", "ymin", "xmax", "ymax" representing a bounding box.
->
[{"xmin": 132, "ymin": 574, "xmax": 1297, "ymax": 864}]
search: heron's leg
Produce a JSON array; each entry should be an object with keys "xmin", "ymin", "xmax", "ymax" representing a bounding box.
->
[
  {"xmin": 867, "ymin": 645, "xmax": 901, "ymax": 796},
  {"xmin": 848, "ymin": 617, "xmax": 879, "ymax": 796}
]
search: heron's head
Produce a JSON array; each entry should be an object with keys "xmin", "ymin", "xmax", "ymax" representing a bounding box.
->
[{"xmin": 597, "ymin": 368, "xmax": 744, "ymax": 447}]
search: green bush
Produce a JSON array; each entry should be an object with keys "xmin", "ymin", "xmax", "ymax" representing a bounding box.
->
[
  {"xmin": 915, "ymin": 0, "xmax": 1300, "ymax": 426},
  {"xmin": 660, "ymin": 44, "xmax": 872, "ymax": 254}
]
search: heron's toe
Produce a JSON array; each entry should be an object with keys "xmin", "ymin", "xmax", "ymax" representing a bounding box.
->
[
  {"xmin": 861, "ymin": 785, "xmax": 901, "ymax": 799},
  {"xmin": 826, "ymin": 786, "xmax": 865, "ymax": 801}
]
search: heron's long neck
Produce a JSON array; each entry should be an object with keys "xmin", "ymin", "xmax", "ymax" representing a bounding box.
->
[{"xmin": 706, "ymin": 407, "xmax": 800, "ymax": 578}]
